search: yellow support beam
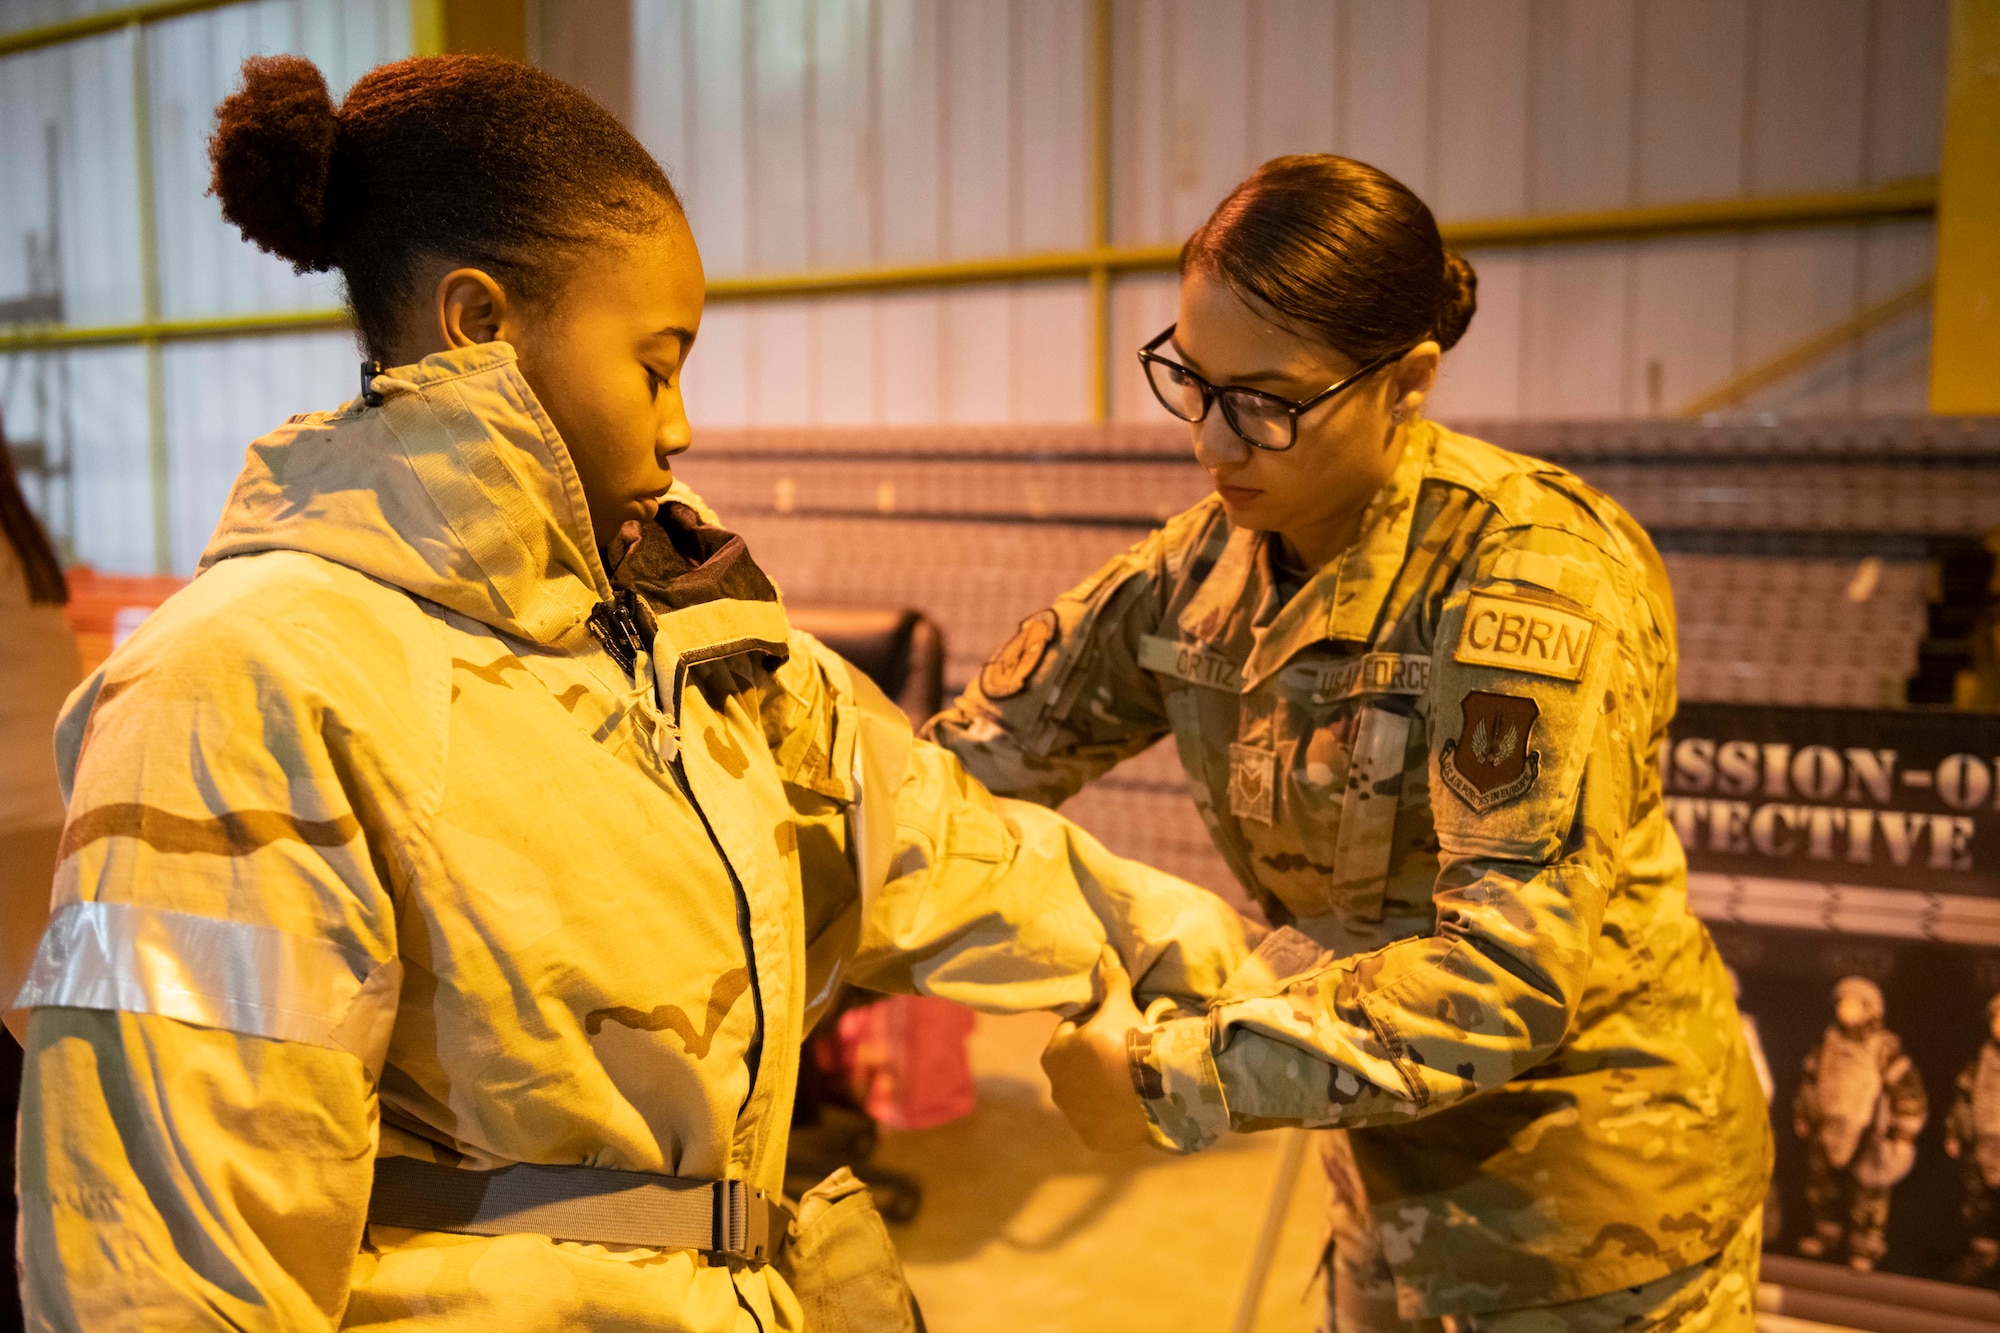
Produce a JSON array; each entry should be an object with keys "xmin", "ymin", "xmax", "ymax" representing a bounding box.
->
[
  {"xmin": 410, "ymin": 0, "xmax": 528, "ymax": 61},
  {"xmin": 1932, "ymin": 0, "xmax": 2000, "ymax": 413},
  {"xmin": 0, "ymin": 0, "xmax": 248, "ymax": 59},
  {"xmin": 1678, "ymin": 279, "xmax": 1933, "ymax": 417},
  {"xmin": 0, "ymin": 182, "xmax": 1946, "ymax": 356},
  {"xmin": 1088, "ymin": 0, "xmax": 1115, "ymax": 423},
  {"xmin": 1450, "ymin": 177, "xmax": 1935, "ymax": 247}
]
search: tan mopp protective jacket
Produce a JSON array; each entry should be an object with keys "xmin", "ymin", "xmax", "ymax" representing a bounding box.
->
[{"xmin": 13, "ymin": 344, "xmax": 1251, "ymax": 1330}]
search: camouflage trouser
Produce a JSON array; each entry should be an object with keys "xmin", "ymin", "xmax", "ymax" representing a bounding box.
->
[
  {"xmin": 1800, "ymin": 1144, "xmax": 1891, "ymax": 1265},
  {"xmin": 1321, "ymin": 1134, "xmax": 1761, "ymax": 1333},
  {"xmin": 1961, "ymin": 1164, "xmax": 2000, "ymax": 1277}
]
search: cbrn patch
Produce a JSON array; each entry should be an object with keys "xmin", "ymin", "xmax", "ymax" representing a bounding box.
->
[
  {"xmin": 980, "ymin": 609, "xmax": 1060, "ymax": 700},
  {"xmin": 1453, "ymin": 590, "xmax": 1594, "ymax": 681},
  {"xmin": 1440, "ymin": 690, "xmax": 1541, "ymax": 812}
]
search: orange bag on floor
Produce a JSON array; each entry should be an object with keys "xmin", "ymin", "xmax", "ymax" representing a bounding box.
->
[{"xmin": 835, "ymin": 995, "xmax": 977, "ymax": 1132}]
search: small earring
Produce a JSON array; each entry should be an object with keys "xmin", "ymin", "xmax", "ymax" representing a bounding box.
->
[{"xmin": 1390, "ymin": 407, "xmax": 1405, "ymax": 424}]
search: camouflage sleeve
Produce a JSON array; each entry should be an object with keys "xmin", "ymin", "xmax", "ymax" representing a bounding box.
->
[
  {"xmin": 1882, "ymin": 1038, "xmax": 1930, "ymax": 1139},
  {"xmin": 1794, "ymin": 1050, "xmax": 1819, "ymax": 1131},
  {"xmin": 1947, "ymin": 1065, "xmax": 1976, "ymax": 1152},
  {"xmin": 1130, "ymin": 522, "xmax": 1661, "ymax": 1151},
  {"xmin": 922, "ymin": 522, "xmax": 1184, "ymax": 807}
]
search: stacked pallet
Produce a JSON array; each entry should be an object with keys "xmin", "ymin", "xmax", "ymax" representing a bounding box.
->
[
  {"xmin": 1665, "ymin": 553, "xmax": 1931, "ymax": 707},
  {"xmin": 675, "ymin": 416, "xmax": 2000, "ymax": 898}
]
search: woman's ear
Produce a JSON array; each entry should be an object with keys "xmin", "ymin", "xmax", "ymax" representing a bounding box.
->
[
  {"xmin": 434, "ymin": 268, "xmax": 510, "ymax": 349},
  {"xmin": 1391, "ymin": 339, "xmax": 1442, "ymax": 420}
]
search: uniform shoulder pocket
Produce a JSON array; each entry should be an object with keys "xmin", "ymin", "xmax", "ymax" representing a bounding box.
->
[{"xmin": 1428, "ymin": 535, "xmax": 1624, "ymax": 859}]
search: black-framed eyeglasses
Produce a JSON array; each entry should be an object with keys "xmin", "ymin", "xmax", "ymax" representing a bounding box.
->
[{"xmin": 1137, "ymin": 324, "xmax": 1401, "ymax": 451}]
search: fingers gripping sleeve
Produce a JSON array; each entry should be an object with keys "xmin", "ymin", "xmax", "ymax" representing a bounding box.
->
[
  {"xmin": 1133, "ymin": 528, "xmax": 1653, "ymax": 1152},
  {"xmin": 19, "ymin": 1009, "xmax": 376, "ymax": 1330}
]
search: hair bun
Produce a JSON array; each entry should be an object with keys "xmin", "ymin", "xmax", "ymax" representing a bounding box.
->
[
  {"xmin": 1434, "ymin": 249, "xmax": 1478, "ymax": 351},
  {"xmin": 208, "ymin": 55, "xmax": 339, "ymax": 271}
]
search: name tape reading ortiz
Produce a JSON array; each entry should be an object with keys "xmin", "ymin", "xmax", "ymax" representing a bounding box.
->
[{"xmin": 1663, "ymin": 705, "xmax": 2000, "ymax": 891}]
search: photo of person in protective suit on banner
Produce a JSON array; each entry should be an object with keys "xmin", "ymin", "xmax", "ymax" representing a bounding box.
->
[
  {"xmin": 1794, "ymin": 976, "xmax": 1929, "ymax": 1272},
  {"xmin": 1947, "ymin": 993, "xmax": 2000, "ymax": 1284}
]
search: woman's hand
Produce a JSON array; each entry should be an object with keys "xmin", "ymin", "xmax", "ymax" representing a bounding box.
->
[{"xmin": 1041, "ymin": 950, "xmax": 1150, "ymax": 1152}]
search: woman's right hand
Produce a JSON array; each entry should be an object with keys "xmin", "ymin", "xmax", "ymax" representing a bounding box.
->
[{"xmin": 1041, "ymin": 951, "xmax": 1151, "ymax": 1152}]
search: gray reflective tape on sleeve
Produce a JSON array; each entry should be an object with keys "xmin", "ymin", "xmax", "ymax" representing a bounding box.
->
[{"xmin": 13, "ymin": 900, "xmax": 400, "ymax": 1065}]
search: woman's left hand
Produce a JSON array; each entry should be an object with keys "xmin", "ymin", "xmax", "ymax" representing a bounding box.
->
[{"xmin": 1041, "ymin": 949, "xmax": 1151, "ymax": 1152}]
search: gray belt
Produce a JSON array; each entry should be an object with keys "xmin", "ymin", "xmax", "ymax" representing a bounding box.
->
[{"xmin": 369, "ymin": 1156, "xmax": 786, "ymax": 1263}]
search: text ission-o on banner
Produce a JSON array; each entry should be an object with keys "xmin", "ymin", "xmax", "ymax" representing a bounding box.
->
[{"xmin": 1670, "ymin": 704, "xmax": 2000, "ymax": 1288}]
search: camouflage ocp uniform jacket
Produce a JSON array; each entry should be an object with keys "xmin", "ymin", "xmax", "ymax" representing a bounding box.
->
[{"xmin": 927, "ymin": 419, "xmax": 1774, "ymax": 1318}]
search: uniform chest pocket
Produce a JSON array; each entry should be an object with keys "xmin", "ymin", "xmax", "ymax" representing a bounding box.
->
[{"xmin": 1253, "ymin": 702, "xmax": 1413, "ymax": 925}]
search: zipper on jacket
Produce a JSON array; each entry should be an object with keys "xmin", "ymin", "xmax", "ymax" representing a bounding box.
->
[
  {"xmin": 587, "ymin": 593, "xmax": 650, "ymax": 678},
  {"xmin": 665, "ymin": 745, "xmax": 767, "ymax": 1116},
  {"xmin": 600, "ymin": 598, "xmax": 768, "ymax": 1117}
]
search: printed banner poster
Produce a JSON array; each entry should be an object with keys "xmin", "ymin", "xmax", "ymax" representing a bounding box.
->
[{"xmin": 1671, "ymin": 704, "xmax": 2000, "ymax": 1288}]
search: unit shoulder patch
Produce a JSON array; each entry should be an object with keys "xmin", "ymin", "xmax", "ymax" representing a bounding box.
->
[
  {"xmin": 980, "ymin": 609, "xmax": 1060, "ymax": 700},
  {"xmin": 1439, "ymin": 690, "xmax": 1541, "ymax": 812},
  {"xmin": 1452, "ymin": 590, "xmax": 1595, "ymax": 681}
]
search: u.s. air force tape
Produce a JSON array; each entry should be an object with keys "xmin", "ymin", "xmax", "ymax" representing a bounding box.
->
[{"xmin": 1138, "ymin": 636, "xmax": 1430, "ymax": 702}]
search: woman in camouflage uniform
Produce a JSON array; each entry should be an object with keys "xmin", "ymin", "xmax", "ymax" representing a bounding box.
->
[{"xmin": 928, "ymin": 156, "xmax": 1773, "ymax": 1331}]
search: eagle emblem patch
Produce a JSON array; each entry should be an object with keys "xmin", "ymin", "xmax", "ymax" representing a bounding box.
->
[
  {"xmin": 980, "ymin": 609, "xmax": 1059, "ymax": 700},
  {"xmin": 1439, "ymin": 690, "xmax": 1541, "ymax": 812}
]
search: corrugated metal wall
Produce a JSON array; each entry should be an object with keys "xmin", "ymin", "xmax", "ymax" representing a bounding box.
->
[
  {"xmin": 0, "ymin": 1, "xmax": 404, "ymax": 574},
  {"xmin": 634, "ymin": 0, "xmax": 1947, "ymax": 430},
  {"xmin": 0, "ymin": 0, "xmax": 1954, "ymax": 574}
]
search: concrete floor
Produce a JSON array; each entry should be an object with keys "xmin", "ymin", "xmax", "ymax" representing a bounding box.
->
[
  {"xmin": 876, "ymin": 1011, "xmax": 1861, "ymax": 1333},
  {"xmin": 878, "ymin": 1011, "xmax": 1326, "ymax": 1333}
]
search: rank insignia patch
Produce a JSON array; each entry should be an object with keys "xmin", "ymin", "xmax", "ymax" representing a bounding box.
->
[
  {"xmin": 980, "ymin": 609, "xmax": 1059, "ymax": 700},
  {"xmin": 1228, "ymin": 742, "xmax": 1277, "ymax": 825},
  {"xmin": 1439, "ymin": 690, "xmax": 1541, "ymax": 812}
]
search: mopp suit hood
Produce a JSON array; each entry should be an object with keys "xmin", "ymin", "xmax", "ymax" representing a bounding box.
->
[
  {"xmin": 14, "ymin": 343, "xmax": 1251, "ymax": 1331},
  {"xmin": 201, "ymin": 340, "xmax": 614, "ymax": 642}
]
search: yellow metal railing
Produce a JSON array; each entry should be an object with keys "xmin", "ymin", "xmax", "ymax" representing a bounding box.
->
[
  {"xmin": 0, "ymin": 0, "xmax": 246, "ymax": 58},
  {"xmin": 1678, "ymin": 279, "xmax": 1935, "ymax": 417},
  {"xmin": 0, "ymin": 0, "xmax": 1953, "ymax": 561},
  {"xmin": 0, "ymin": 178, "xmax": 1941, "ymax": 358}
]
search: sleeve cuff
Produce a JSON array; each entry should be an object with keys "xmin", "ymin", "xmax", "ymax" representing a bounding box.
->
[{"xmin": 1127, "ymin": 1014, "xmax": 1228, "ymax": 1153}]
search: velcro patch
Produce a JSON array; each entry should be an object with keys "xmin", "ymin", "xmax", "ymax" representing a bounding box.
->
[
  {"xmin": 1138, "ymin": 634, "xmax": 1245, "ymax": 692},
  {"xmin": 1281, "ymin": 652, "xmax": 1430, "ymax": 704},
  {"xmin": 1227, "ymin": 742, "xmax": 1277, "ymax": 825},
  {"xmin": 980, "ymin": 610, "xmax": 1059, "ymax": 700},
  {"xmin": 1439, "ymin": 690, "xmax": 1541, "ymax": 812},
  {"xmin": 1452, "ymin": 591, "xmax": 1594, "ymax": 681}
]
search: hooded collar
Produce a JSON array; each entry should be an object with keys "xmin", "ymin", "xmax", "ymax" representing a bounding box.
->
[
  {"xmin": 1176, "ymin": 420, "xmax": 1435, "ymax": 691},
  {"xmin": 202, "ymin": 343, "xmax": 611, "ymax": 647}
]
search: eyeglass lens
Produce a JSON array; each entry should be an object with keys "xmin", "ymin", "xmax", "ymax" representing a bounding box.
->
[
  {"xmin": 1217, "ymin": 392, "xmax": 1293, "ymax": 448},
  {"xmin": 1144, "ymin": 349, "xmax": 1301, "ymax": 449},
  {"xmin": 1144, "ymin": 357, "xmax": 1207, "ymax": 422}
]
